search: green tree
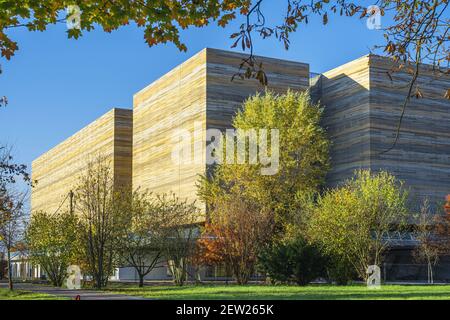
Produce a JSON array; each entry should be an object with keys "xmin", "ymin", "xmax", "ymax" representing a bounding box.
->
[
  {"xmin": 26, "ymin": 211, "xmax": 80, "ymax": 287},
  {"xmin": 308, "ymin": 170, "xmax": 409, "ymax": 281},
  {"xmin": 199, "ymin": 91, "xmax": 330, "ymax": 231}
]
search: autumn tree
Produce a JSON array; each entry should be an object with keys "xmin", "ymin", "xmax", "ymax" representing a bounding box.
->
[
  {"xmin": 0, "ymin": 1, "xmax": 251, "ymax": 109},
  {"xmin": 0, "ymin": 0, "xmax": 251, "ymax": 60},
  {"xmin": 308, "ymin": 170, "xmax": 409, "ymax": 281},
  {"xmin": 197, "ymin": 91, "xmax": 329, "ymax": 283},
  {"xmin": 116, "ymin": 190, "xmax": 165, "ymax": 288},
  {"xmin": 412, "ymin": 195, "xmax": 450, "ymax": 283},
  {"xmin": 198, "ymin": 193, "xmax": 274, "ymax": 285},
  {"xmin": 75, "ymin": 157, "xmax": 127, "ymax": 289}
]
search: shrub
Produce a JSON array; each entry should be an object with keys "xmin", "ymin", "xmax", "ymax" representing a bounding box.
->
[
  {"xmin": 258, "ymin": 237, "xmax": 327, "ymax": 286},
  {"xmin": 326, "ymin": 257, "xmax": 357, "ymax": 285}
]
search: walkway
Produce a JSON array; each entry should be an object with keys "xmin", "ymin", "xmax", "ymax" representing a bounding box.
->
[{"xmin": 0, "ymin": 282, "xmax": 149, "ymax": 300}]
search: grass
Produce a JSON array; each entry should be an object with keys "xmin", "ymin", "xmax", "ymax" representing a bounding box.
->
[
  {"xmin": 0, "ymin": 287, "xmax": 67, "ymax": 300},
  {"xmin": 105, "ymin": 283, "xmax": 450, "ymax": 300}
]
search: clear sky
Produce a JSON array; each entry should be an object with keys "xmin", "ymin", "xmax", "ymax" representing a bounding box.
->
[{"xmin": 0, "ymin": 1, "xmax": 385, "ymax": 200}]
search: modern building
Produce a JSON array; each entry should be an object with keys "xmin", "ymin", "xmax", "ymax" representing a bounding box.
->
[
  {"xmin": 32, "ymin": 48, "xmax": 309, "ymax": 215},
  {"xmin": 313, "ymin": 54, "xmax": 450, "ymax": 207},
  {"xmin": 32, "ymin": 108, "xmax": 132, "ymax": 214},
  {"xmin": 30, "ymin": 48, "xmax": 450, "ymax": 282}
]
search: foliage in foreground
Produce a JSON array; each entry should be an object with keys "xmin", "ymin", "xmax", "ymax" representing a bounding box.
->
[{"xmin": 75, "ymin": 157, "xmax": 201, "ymax": 288}]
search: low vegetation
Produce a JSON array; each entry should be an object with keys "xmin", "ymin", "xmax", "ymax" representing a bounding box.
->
[
  {"xmin": 0, "ymin": 288, "xmax": 66, "ymax": 300},
  {"xmin": 104, "ymin": 283, "xmax": 450, "ymax": 300}
]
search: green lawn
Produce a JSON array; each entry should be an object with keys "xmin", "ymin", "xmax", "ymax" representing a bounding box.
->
[
  {"xmin": 0, "ymin": 288, "xmax": 66, "ymax": 300},
  {"xmin": 105, "ymin": 283, "xmax": 450, "ymax": 300}
]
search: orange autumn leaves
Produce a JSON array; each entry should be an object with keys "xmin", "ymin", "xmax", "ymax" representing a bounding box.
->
[{"xmin": 0, "ymin": 0, "xmax": 250, "ymax": 59}]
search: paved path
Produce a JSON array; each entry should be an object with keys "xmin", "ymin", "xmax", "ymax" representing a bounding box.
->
[{"xmin": 0, "ymin": 282, "xmax": 149, "ymax": 300}]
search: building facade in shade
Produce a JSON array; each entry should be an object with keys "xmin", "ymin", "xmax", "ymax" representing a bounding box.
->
[
  {"xmin": 132, "ymin": 48, "xmax": 310, "ymax": 213},
  {"xmin": 313, "ymin": 54, "xmax": 450, "ymax": 207},
  {"xmin": 31, "ymin": 108, "xmax": 132, "ymax": 214}
]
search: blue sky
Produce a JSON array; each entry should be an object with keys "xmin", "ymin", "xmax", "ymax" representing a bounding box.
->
[{"xmin": 0, "ymin": 1, "xmax": 385, "ymax": 199}]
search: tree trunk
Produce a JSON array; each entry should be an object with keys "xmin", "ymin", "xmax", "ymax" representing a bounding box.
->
[
  {"xmin": 171, "ymin": 258, "xmax": 187, "ymax": 287},
  {"xmin": 430, "ymin": 263, "xmax": 434, "ymax": 284},
  {"xmin": 428, "ymin": 262, "xmax": 434, "ymax": 284},
  {"xmin": 96, "ymin": 275, "xmax": 102, "ymax": 290},
  {"xmin": 7, "ymin": 248, "xmax": 13, "ymax": 291},
  {"xmin": 97, "ymin": 258, "xmax": 103, "ymax": 289},
  {"xmin": 195, "ymin": 267, "xmax": 202, "ymax": 284},
  {"xmin": 139, "ymin": 274, "xmax": 144, "ymax": 288}
]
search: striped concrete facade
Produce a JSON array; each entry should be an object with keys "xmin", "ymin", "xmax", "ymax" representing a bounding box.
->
[
  {"xmin": 132, "ymin": 48, "xmax": 310, "ymax": 212},
  {"xmin": 314, "ymin": 54, "xmax": 450, "ymax": 206},
  {"xmin": 31, "ymin": 108, "xmax": 132, "ymax": 214}
]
